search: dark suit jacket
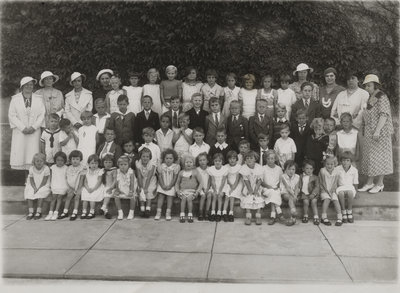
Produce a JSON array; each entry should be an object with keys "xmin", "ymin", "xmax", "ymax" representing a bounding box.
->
[
  {"xmin": 164, "ymin": 109, "xmax": 182, "ymax": 129},
  {"xmin": 248, "ymin": 115, "xmax": 274, "ymax": 149},
  {"xmin": 299, "ymin": 174, "xmax": 320, "ymax": 198},
  {"xmin": 204, "ymin": 112, "xmax": 226, "ymax": 146},
  {"xmin": 134, "ymin": 110, "xmax": 160, "ymax": 146},
  {"xmin": 96, "ymin": 141, "xmax": 122, "ymax": 166},
  {"xmin": 208, "ymin": 144, "xmax": 233, "ymax": 164},
  {"xmin": 226, "ymin": 115, "xmax": 249, "ymax": 151},
  {"xmin": 290, "ymin": 98, "xmax": 321, "ymax": 124},
  {"xmin": 290, "ymin": 122, "xmax": 312, "ymax": 169},
  {"xmin": 186, "ymin": 108, "xmax": 209, "ymax": 131},
  {"xmin": 107, "ymin": 112, "xmax": 136, "ymax": 146}
]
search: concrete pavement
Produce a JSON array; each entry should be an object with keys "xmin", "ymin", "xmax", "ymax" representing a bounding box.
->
[{"xmin": 2, "ymin": 215, "xmax": 398, "ymax": 283}]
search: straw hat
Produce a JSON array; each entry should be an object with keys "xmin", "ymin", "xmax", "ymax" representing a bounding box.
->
[
  {"xmin": 70, "ymin": 72, "xmax": 86, "ymax": 85},
  {"xmin": 20, "ymin": 76, "xmax": 37, "ymax": 88},
  {"xmin": 362, "ymin": 74, "xmax": 380, "ymax": 85},
  {"xmin": 96, "ymin": 69, "xmax": 114, "ymax": 81},
  {"xmin": 293, "ymin": 63, "xmax": 313, "ymax": 76},
  {"xmin": 39, "ymin": 71, "xmax": 59, "ymax": 87}
]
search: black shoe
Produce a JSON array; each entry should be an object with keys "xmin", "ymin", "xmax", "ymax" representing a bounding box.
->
[
  {"xmin": 26, "ymin": 213, "xmax": 34, "ymax": 220},
  {"xmin": 209, "ymin": 214, "xmax": 216, "ymax": 222},
  {"xmin": 198, "ymin": 214, "xmax": 204, "ymax": 221},
  {"xmin": 140, "ymin": 210, "xmax": 146, "ymax": 218},
  {"xmin": 204, "ymin": 213, "xmax": 209, "ymax": 221},
  {"xmin": 98, "ymin": 209, "xmax": 105, "ymax": 216},
  {"xmin": 228, "ymin": 214, "xmax": 234, "ymax": 222},
  {"xmin": 268, "ymin": 217, "xmax": 276, "ymax": 225},
  {"xmin": 69, "ymin": 213, "xmax": 77, "ymax": 221},
  {"xmin": 215, "ymin": 214, "xmax": 221, "ymax": 222},
  {"xmin": 105, "ymin": 212, "xmax": 112, "ymax": 219},
  {"xmin": 86, "ymin": 213, "xmax": 95, "ymax": 219},
  {"xmin": 80, "ymin": 213, "xmax": 87, "ymax": 219},
  {"xmin": 179, "ymin": 216, "xmax": 185, "ymax": 223},
  {"xmin": 33, "ymin": 212, "xmax": 42, "ymax": 220},
  {"xmin": 188, "ymin": 216, "xmax": 194, "ymax": 223},
  {"xmin": 144, "ymin": 210, "xmax": 150, "ymax": 218},
  {"xmin": 58, "ymin": 212, "xmax": 69, "ymax": 219},
  {"xmin": 223, "ymin": 214, "xmax": 228, "ymax": 222}
]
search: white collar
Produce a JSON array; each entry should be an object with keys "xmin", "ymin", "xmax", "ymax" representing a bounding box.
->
[
  {"xmin": 172, "ymin": 109, "xmax": 180, "ymax": 114},
  {"xmin": 193, "ymin": 142, "xmax": 206, "ymax": 148},
  {"xmin": 258, "ymin": 113, "xmax": 264, "ymax": 118},
  {"xmin": 94, "ymin": 113, "xmax": 110, "ymax": 119},
  {"xmin": 277, "ymin": 117, "xmax": 287, "ymax": 122},
  {"xmin": 215, "ymin": 142, "xmax": 228, "ymax": 148},
  {"xmin": 302, "ymin": 98, "xmax": 310, "ymax": 104},
  {"xmin": 115, "ymin": 110, "xmax": 129, "ymax": 116},
  {"xmin": 260, "ymin": 147, "xmax": 269, "ymax": 153}
]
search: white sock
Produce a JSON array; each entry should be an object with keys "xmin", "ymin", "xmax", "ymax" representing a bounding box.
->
[
  {"xmin": 229, "ymin": 211, "xmax": 234, "ymax": 215},
  {"xmin": 322, "ymin": 213, "xmax": 327, "ymax": 219},
  {"xmin": 89, "ymin": 209, "xmax": 94, "ymax": 214},
  {"xmin": 140, "ymin": 206, "xmax": 145, "ymax": 212},
  {"xmin": 82, "ymin": 209, "xmax": 87, "ymax": 214},
  {"xmin": 188, "ymin": 213, "xmax": 193, "ymax": 217},
  {"xmin": 180, "ymin": 212, "xmax": 185, "ymax": 217},
  {"xmin": 222, "ymin": 210, "xmax": 227, "ymax": 215},
  {"xmin": 53, "ymin": 211, "xmax": 58, "ymax": 215},
  {"xmin": 276, "ymin": 207, "xmax": 282, "ymax": 214},
  {"xmin": 48, "ymin": 211, "xmax": 53, "ymax": 215},
  {"xmin": 73, "ymin": 209, "xmax": 78, "ymax": 214},
  {"xmin": 211, "ymin": 210, "xmax": 215, "ymax": 215},
  {"xmin": 146, "ymin": 206, "xmax": 151, "ymax": 211},
  {"xmin": 314, "ymin": 215, "xmax": 319, "ymax": 219},
  {"xmin": 37, "ymin": 208, "xmax": 42, "ymax": 213},
  {"xmin": 271, "ymin": 211, "xmax": 276, "ymax": 218},
  {"xmin": 118, "ymin": 210, "xmax": 123, "ymax": 216},
  {"xmin": 101, "ymin": 205, "xmax": 106, "ymax": 211},
  {"xmin": 217, "ymin": 210, "xmax": 221, "ymax": 215},
  {"xmin": 63, "ymin": 209, "xmax": 68, "ymax": 214}
]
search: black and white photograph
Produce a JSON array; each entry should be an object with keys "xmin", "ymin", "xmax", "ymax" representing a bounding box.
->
[{"xmin": 0, "ymin": 0, "xmax": 399, "ymax": 292}]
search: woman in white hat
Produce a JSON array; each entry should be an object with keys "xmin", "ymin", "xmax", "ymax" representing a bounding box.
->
[
  {"xmin": 64, "ymin": 72, "xmax": 93, "ymax": 129},
  {"xmin": 35, "ymin": 71, "xmax": 64, "ymax": 128},
  {"xmin": 289, "ymin": 63, "xmax": 319, "ymax": 101},
  {"xmin": 92, "ymin": 69, "xmax": 113, "ymax": 112},
  {"xmin": 358, "ymin": 74, "xmax": 393, "ymax": 193},
  {"xmin": 8, "ymin": 77, "xmax": 45, "ymax": 170}
]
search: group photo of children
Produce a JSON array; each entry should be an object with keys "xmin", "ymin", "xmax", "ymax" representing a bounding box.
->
[{"xmin": 8, "ymin": 62, "xmax": 394, "ymax": 227}]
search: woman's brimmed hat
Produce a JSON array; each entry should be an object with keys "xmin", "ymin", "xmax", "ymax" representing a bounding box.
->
[
  {"xmin": 293, "ymin": 63, "xmax": 313, "ymax": 76},
  {"xmin": 70, "ymin": 72, "xmax": 86, "ymax": 85},
  {"xmin": 20, "ymin": 76, "xmax": 37, "ymax": 88},
  {"xmin": 39, "ymin": 71, "xmax": 59, "ymax": 87},
  {"xmin": 96, "ymin": 69, "xmax": 114, "ymax": 81},
  {"xmin": 362, "ymin": 74, "xmax": 380, "ymax": 85}
]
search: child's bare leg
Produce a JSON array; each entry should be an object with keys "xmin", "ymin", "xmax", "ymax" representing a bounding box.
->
[
  {"xmin": 333, "ymin": 200, "xmax": 342, "ymax": 221},
  {"xmin": 146, "ymin": 199, "xmax": 151, "ymax": 209},
  {"xmin": 82, "ymin": 201, "xmax": 88, "ymax": 214},
  {"xmin": 115, "ymin": 198, "xmax": 122, "ymax": 210},
  {"xmin": 49, "ymin": 195, "xmax": 56, "ymax": 212},
  {"xmin": 27, "ymin": 199, "xmax": 34, "ymax": 214},
  {"xmin": 205, "ymin": 192, "xmax": 212, "ymax": 214},
  {"xmin": 155, "ymin": 193, "xmax": 164, "ymax": 219},
  {"xmin": 346, "ymin": 191, "xmax": 354, "ymax": 222},
  {"xmin": 229, "ymin": 197, "xmax": 235, "ymax": 213},
  {"xmin": 130, "ymin": 197, "xmax": 136, "ymax": 210},
  {"xmin": 338, "ymin": 191, "xmax": 347, "ymax": 222},
  {"xmin": 288, "ymin": 198, "xmax": 296, "ymax": 218},
  {"xmin": 73, "ymin": 194, "xmax": 81, "ymax": 213},
  {"xmin": 211, "ymin": 192, "xmax": 217, "ymax": 214},
  {"xmin": 37, "ymin": 198, "xmax": 44, "ymax": 213},
  {"xmin": 303, "ymin": 199, "xmax": 309, "ymax": 218},
  {"xmin": 89, "ymin": 201, "xmax": 95, "ymax": 214},
  {"xmin": 321, "ymin": 199, "xmax": 330, "ymax": 218},
  {"xmin": 180, "ymin": 197, "xmax": 187, "ymax": 214},
  {"xmin": 199, "ymin": 194, "xmax": 206, "ymax": 214},
  {"xmin": 55, "ymin": 194, "xmax": 63, "ymax": 213},
  {"xmin": 187, "ymin": 196, "xmax": 193, "ymax": 214},
  {"xmin": 217, "ymin": 194, "xmax": 224, "ymax": 212},
  {"xmin": 63, "ymin": 190, "xmax": 74, "ymax": 212},
  {"xmin": 101, "ymin": 197, "xmax": 111, "ymax": 213},
  {"xmin": 311, "ymin": 198, "xmax": 318, "ymax": 218}
]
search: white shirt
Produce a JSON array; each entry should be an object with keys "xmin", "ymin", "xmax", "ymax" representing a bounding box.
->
[
  {"xmin": 258, "ymin": 114, "xmax": 265, "ymax": 121},
  {"xmin": 189, "ymin": 142, "xmax": 210, "ymax": 158},
  {"xmin": 155, "ymin": 129, "xmax": 174, "ymax": 152},
  {"xmin": 94, "ymin": 113, "xmax": 110, "ymax": 134},
  {"xmin": 337, "ymin": 128, "xmax": 358, "ymax": 155},
  {"xmin": 276, "ymin": 118, "xmax": 288, "ymax": 123},
  {"xmin": 259, "ymin": 147, "xmax": 269, "ymax": 165},
  {"xmin": 274, "ymin": 137, "xmax": 297, "ymax": 155},
  {"xmin": 263, "ymin": 164, "xmax": 283, "ymax": 189},
  {"xmin": 232, "ymin": 114, "xmax": 240, "ymax": 122},
  {"xmin": 336, "ymin": 165, "xmax": 359, "ymax": 187},
  {"xmin": 301, "ymin": 174, "xmax": 311, "ymax": 195}
]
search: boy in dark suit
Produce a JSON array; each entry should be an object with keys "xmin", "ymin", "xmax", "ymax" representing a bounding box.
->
[
  {"xmin": 256, "ymin": 133, "xmax": 270, "ymax": 166},
  {"xmin": 96, "ymin": 127, "xmax": 122, "ymax": 166},
  {"xmin": 164, "ymin": 95, "xmax": 182, "ymax": 130},
  {"xmin": 134, "ymin": 95, "xmax": 160, "ymax": 148},
  {"xmin": 226, "ymin": 100, "xmax": 249, "ymax": 152},
  {"xmin": 208, "ymin": 129, "xmax": 233, "ymax": 164},
  {"xmin": 204, "ymin": 97, "xmax": 226, "ymax": 146},
  {"xmin": 290, "ymin": 82, "xmax": 321, "ymax": 124},
  {"xmin": 272, "ymin": 103, "xmax": 291, "ymax": 146},
  {"xmin": 186, "ymin": 93, "xmax": 209, "ymax": 131},
  {"xmin": 249, "ymin": 99, "xmax": 273, "ymax": 149},
  {"xmin": 290, "ymin": 108, "xmax": 311, "ymax": 171}
]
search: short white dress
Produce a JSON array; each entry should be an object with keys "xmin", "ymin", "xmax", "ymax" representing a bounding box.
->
[
  {"xmin": 262, "ymin": 164, "xmax": 283, "ymax": 205},
  {"xmin": 197, "ymin": 166, "xmax": 210, "ymax": 195},
  {"xmin": 50, "ymin": 165, "xmax": 68, "ymax": 195},
  {"xmin": 319, "ymin": 167, "xmax": 339, "ymax": 201},
  {"xmin": 182, "ymin": 82, "xmax": 203, "ymax": 112},
  {"xmin": 115, "ymin": 168, "xmax": 136, "ymax": 199},
  {"xmin": 222, "ymin": 86, "xmax": 240, "ymax": 118},
  {"xmin": 123, "ymin": 85, "xmax": 143, "ymax": 114},
  {"xmin": 103, "ymin": 167, "xmax": 117, "ymax": 198},
  {"xmin": 174, "ymin": 128, "xmax": 193, "ymax": 157},
  {"xmin": 207, "ymin": 165, "xmax": 229, "ymax": 194},
  {"xmin": 238, "ymin": 88, "xmax": 257, "ymax": 119},
  {"xmin": 66, "ymin": 164, "xmax": 87, "ymax": 192},
  {"xmin": 143, "ymin": 84, "xmax": 162, "ymax": 116},
  {"xmin": 336, "ymin": 165, "xmax": 359, "ymax": 197},
  {"xmin": 24, "ymin": 166, "xmax": 51, "ymax": 200},
  {"xmin": 81, "ymin": 168, "xmax": 105, "ymax": 202},
  {"xmin": 136, "ymin": 160, "xmax": 157, "ymax": 201},
  {"xmin": 78, "ymin": 125, "xmax": 97, "ymax": 164},
  {"xmin": 239, "ymin": 164, "xmax": 265, "ymax": 209},
  {"xmin": 225, "ymin": 163, "xmax": 243, "ymax": 198},
  {"xmin": 157, "ymin": 163, "xmax": 180, "ymax": 196}
]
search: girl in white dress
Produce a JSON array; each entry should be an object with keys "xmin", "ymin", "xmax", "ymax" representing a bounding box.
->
[
  {"xmin": 257, "ymin": 75, "xmax": 277, "ymax": 119},
  {"xmin": 261, "ymin": 150, "xmax": 284, "ymax": 225},
  {"xmin": 182, "ymin": 66, "xmax": 203, "ymax": 112},
  {"xmin": 222, "ymin": 73, "xmax": 240, "ymax": 118},
  {"xmin": 81, "ymin": 154, "xmax": 105, "ymax": 219},
  {"xmin": 173, "ymin": 113, "xmax": 193, "ymax": 161},
  {"xmin": 77, "ymin": 111, "xmax": 97, "ymax": 165},
  {"xmin": 99, "ymin": 154, "xmax": 117, "ymax": 219},
  {"xmin": 105, "ymin": 75, "xmax": 126, "ymax": 114},
  {"xmin": 155, "ymin": 149, "xmax": 180, "ymax": 221},
  {"xmin": 123, "ymin": 71, "xmax": 143, "ymax": 114},
  {"xmin": 280, "ymin": 160, "xmax": 300, "ymax": 226},
  {"xmin": 240, "ymin": 151, "xmax": 265, "ymax": 225},
  {"xmin": 113, "ymin": 156, "xmax": 136, "ymax": 220},
  {"xmin": 201, "ymin": 69, "xmax": 223, "ymax": 112},
  {"xmin": 238, "ymin": 74, "xmax": 257, "ymax": 119},
  {"xmin": 136, "ymin": 147, "xmax": 157, "ymax": 218},
  {"xmin": 223, "ymin": 150, "xmax": 243, "ymax": 222},
  {"xmin": 142, "ymin": 68, "xmax": 162, "ymax": 116},
  {"xmin": 46, "ymin": 152, "xmax": 68, "ymax": 221},
  {"xmin": 24, "ymin": 153, "xmax": 51, "ymax": 220},
  {"xmin": 196, "ymin": 152, "xmax": 211, "ymax": 221},
  {"xmin": 208, "ymin": 153, "xmax": 229, "ymax": 222},
  {"xmin": 277, "ymin": 74, "xmax": 297, "ymax": 120}
]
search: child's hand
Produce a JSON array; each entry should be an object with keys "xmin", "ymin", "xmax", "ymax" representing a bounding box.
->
[{"xmin": 128, "ymin": 191, "xmax": 134, "ymax": 198}]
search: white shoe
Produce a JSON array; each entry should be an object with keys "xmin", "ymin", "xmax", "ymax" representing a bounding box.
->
[
  {"xmin": 117, "ymin": 211, "xmax": 124, "ymax": 220},
  {"xmin": 154, "ymin": 210, "xmax": 161, "ymax": 221},
  {"xmin": 358, "ymin": 183, "xmax": 374, "ymax": 192},
  {"xmin": 166, "ymin": 210, "xmax": 171, "ymax": 221},
  {"xmin": 51, "ymin": 212, "xmax": 58, "ymax": 221},
  {"xmin": 369, "ymin": 185, "xmax": 384, "ymax": 194},
  {"xmin": 45, "ymin": 212, "xmax": 53, "ymax": 221},
  {"xmin": 127, "ymin": 210, "xmax": 134, "ymax": 220}
]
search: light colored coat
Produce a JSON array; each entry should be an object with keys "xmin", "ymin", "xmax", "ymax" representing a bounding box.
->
[
  {"xmin": 8, "ymin": 92, "xmax": 45, "ymax": 169},
  {"xmin": 65, "ymin": 88, "xmax": 93, "ymax": 125}
]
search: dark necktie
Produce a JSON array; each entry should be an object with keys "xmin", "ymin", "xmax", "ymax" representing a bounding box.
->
[
  {"xmin": 262, "ymin": 150, "xmax": 267, "ymax": 165},
  {"xmin": 215, "ymin": 113, "xmax": 219, "ymax": 125},
  {"xmin": 24, "ymin": 97, "xmax": 31, "ymax": 108},
  {"xmin": 173, "ymin": 111, "xmax": 178, "ymax": 128},
  {"xmin": 233, "ymin": 115, "xmax": 237, "ymax": 123},
  {"xmin": 145, "ymin": 111, "xmax": 149, "ymax": 120},
  {"xmin": 305, "ymin": 100, "xmax": 309, "ymax": 108},
  {"xmin": 300, "ymin": 126, "xmax": 305, "ymax": 134}
]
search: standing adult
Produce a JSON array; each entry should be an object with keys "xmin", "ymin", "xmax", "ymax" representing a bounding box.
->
[
  {"xmin": 35, "ymin": 71, "xmax": 64, "ymax": 127},
  {"xmin": 319, "ymin": 67, "xmax": 345, "ymax": 119},
  {"xmin": 8, "ymin": 77, "xmax": 45, "ymax": 170},
  {"xmin": 64, "ymin": 72, "xmax": 93, "ymax": 129},
  {"xmin": 289, "ymin": 63, "xmax": 319, "ymax": 101},
  {"xmin": 358, "ymin": 74, "xmax": 393, "ymax": 193},
  {"xmin": 330, "ymin": 71, "xmax": 369, "ymax": 129},
  {"xmin": 92, "ymin": 69, "xmax": 113, "ymax": 113}
]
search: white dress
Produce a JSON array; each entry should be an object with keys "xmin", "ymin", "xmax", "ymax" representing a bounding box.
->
[
  {"xmin": 50, "ymin": 165, "xmax": 68, "ymax": 195},
  {"xmin": 143, "ymin": 84, "xmax": 162, "ymax": 116},
  {"xmin": 258, "ymin": 88, "xmax": 276, "ymax": 118},
  {"xmin": 222, "ymin": 86, "xmax": 240, "ymax": 118},
  {"xmin": 40, "ymin": 128, "xmax": 61, "ymax": 163},
  {"xmin": 277, "ymin": 88, "xmax": 297, "ymax": 120},
  {"xmin": 174, "ymin": 128, "xmax": 193, "ymax": 157},
  {"xmin": 66, "ymin": 164, "xmax": 87, "ymax": 191},
  {"xmin": 182, "ymin": 82, "xmax": 203, "ymax": 112},
  {"xmin": 107, "ymin": 89, "xmax": 125, "ymax": 114},
  {"xmin": 225, "ymin": 163, "xmax": 243, "ymax": 198},
  {"xmin": 81, "ymin": 168, "xmax": 105, "ymax": 202},
  {"xmin": 197, "ymin": 166, "xmax": 210, "ymax": 195},
  {"xmin": 201, "ymin": 83, "xmax": 223, "ymax": 112},
  {"xmin": 238, "ymin": 88, "xmax": 257, "ymax": 119},
  {"xmin": 207, "ymin": 165, "xmax": 229, "ymax": 194},
  {"xmin": 78, "ymin": 125, "xmax": 97, "ymax": 164},
  {"xmin": 157, "ymin": 163, "xmax": 180, "ymax": 196},
  {"xmin": 274, "ymin": 137, "xmax": 297, "ymax": 167},
  {"xmin": 136, "ymin": 160, "xmax": 157, "ymax": 200},
  {"xmin": 336, "ymin": 165, "xmax": 359, "ymax": 196},
  {"xmin": 239, "ymin": 164, "xmax": 265, "ymax": 209},
  {"xmin": 123, "ymin": 86, "xmax": 143, "ymax": 114},
  {"xmin": 262, "ymin": 164, "xmax": 283, "ymax": 205},
  {"xmin": 115, "ymin": 168, "xmax": 136, "ymax": 198},
  {"xmin": 59, "ymin": 130, "xmax": 78, "ymax": 161},
  {"xmin": 24, "ymin": 166, "xmax": 51, "ymax": 200}
]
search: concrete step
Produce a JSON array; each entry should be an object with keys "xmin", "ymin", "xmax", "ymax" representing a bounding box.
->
[{"xmin": 1, "ymin": 186, "xmax": 398, "ymax": 220}]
